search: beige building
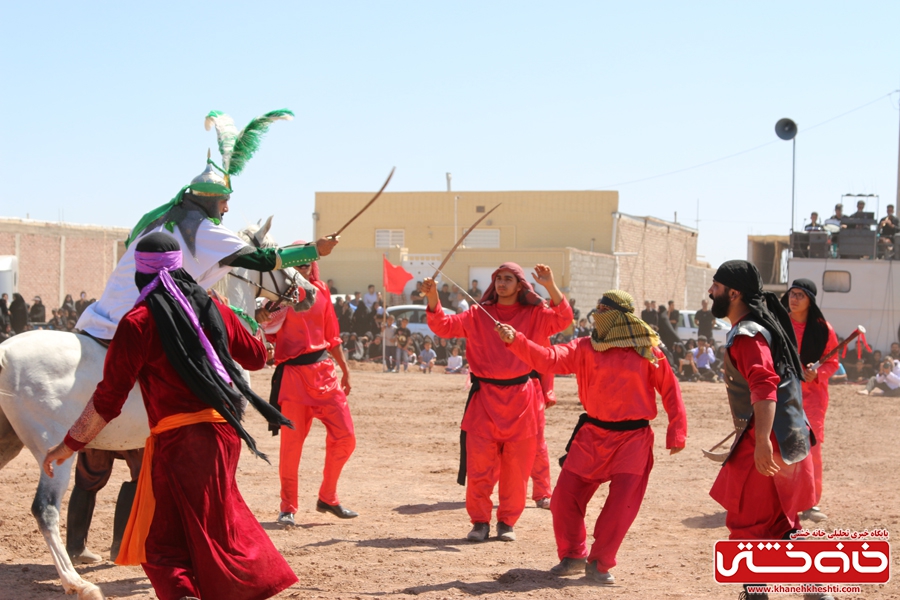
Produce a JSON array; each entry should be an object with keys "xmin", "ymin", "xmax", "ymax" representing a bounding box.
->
[{"xmin": 314, "ymin": 191, "xmax": 714, "ymax": 314}]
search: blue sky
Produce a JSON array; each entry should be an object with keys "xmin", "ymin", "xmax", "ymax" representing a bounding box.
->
[{"xmin": 1, "ymin": 2, "xmax": 898, "ymax": 269}]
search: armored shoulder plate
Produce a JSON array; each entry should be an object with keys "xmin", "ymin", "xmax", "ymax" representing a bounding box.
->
[{"xmin": 725, "ymin": 320, "xmax": 772, "ymax": 349}]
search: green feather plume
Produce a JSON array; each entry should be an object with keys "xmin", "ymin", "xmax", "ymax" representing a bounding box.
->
[
  {"xmin": 204, "ymin": 111, "xmax": 239, "ymax": 171},
  {"xmin": 227, "ymin": 109, "xmax": 294, "ymax": 176}
]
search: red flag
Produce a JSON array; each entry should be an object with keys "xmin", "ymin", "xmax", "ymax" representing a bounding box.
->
[{"xmin": 383, "ymin": 256, "xmax": 413, "ymax": 294}]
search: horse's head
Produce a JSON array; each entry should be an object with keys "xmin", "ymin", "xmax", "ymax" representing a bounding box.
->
[{"xmin": 233, "ymin": 216, "xmax": 317, "ymax": 313}]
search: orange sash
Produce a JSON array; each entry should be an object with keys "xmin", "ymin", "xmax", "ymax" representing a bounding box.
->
[{"xmin": 115, "ymin": 408, "xmax": 226, "ymax": 565}]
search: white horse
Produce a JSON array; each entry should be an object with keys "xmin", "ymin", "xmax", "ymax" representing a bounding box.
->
[{"xmin": 0, "ymin": 218, "xmax": 314, "ymax": 600}]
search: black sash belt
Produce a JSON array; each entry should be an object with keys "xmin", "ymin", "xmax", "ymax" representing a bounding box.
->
[
  {"xmin": 558, "ymin": 413, "xmax": 650, "ymax": 467},
  {"xmin": 457, "ymin": 370, "xmax": 540, "ymax": 486},
  {"xmin": 268, "ymin": 348, "xmax": 329, "ymax": 436}
]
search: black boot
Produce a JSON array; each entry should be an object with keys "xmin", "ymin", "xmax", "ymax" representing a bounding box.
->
[
  {"xmin": 67, "ymin": 486, "xmax": 101, "ymax": 563},
  {"xmin": 110, "ymin": 481, "xmax": 137, "ymax": 561}
]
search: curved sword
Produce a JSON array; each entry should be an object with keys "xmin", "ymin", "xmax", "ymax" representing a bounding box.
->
[
  {"xmin": 330, "ymin": 166, "xmax": 396, "ymax": 237},
  {"xmin": 431, "ymin": 202, "xmax": 501, "ymax": 279}
]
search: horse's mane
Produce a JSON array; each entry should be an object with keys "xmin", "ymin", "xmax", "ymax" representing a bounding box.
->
[{"xmin": 237, "ymin": 223, "xmax": 278, "ymax": 249}]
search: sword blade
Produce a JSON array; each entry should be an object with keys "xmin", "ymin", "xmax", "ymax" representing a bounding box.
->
[
  {"xmin": 430, "ymin": 264, "xmax": 499, "ymax": 326},
  {"xmin": 332, "ymin": 166, "xmax": 396, "ymax": 237},
  {"xmin": 431, "ymin": 203, "xmax": 501, "ymax": 279}
]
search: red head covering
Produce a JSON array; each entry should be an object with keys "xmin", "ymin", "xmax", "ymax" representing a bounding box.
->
[
  {"xmin": 291, "ymin": 240, "xmax": 320, "ymax": 283},
  {"xmin": 480, "ymin": 262, "xmax": 544, "ymax": 306}
]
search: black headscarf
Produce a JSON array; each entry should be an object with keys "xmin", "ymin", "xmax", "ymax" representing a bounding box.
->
[
  {"xmin": 780, "ymin": 278, "xmax": 829, "ymax": 366},
  {"xmin": 134, "ymin": 232, "xmax": 291, "ymax": 462},
  {"xmin": 713, "ymin": 260, "xmax": 804, "ymax": 379}
]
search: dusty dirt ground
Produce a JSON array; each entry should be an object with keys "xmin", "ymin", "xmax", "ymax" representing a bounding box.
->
[{"xmin": 1, "ymin": 364, "xmax": 898, "ymax": 600}]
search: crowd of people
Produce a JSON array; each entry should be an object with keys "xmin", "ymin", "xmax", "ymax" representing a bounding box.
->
[
  {"xmin": 804, "ymin": 199, "xmax": 899, "ymax": 259},
  {"xmin": 0, "ymin": 291, "xmax": 96, "ymax": 338}
]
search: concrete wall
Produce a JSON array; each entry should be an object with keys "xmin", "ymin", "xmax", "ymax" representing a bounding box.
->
[
  {"xmin": 0, "ymin": 218, "xmax": 129, "ymax": 309},
  {"xmin": 565, "ymin": 248, "xmax": 617, "ymax": 315}
]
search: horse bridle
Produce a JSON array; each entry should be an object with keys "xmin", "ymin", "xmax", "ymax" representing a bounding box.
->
[{"xmin": 227, "ymin": 234, "xmax": 299, "ymax": 305}]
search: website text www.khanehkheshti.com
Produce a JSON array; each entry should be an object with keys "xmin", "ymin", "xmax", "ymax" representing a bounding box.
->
[{"xmin": 746, "ymin": 584, "xmax": 862, "ymax": 595}]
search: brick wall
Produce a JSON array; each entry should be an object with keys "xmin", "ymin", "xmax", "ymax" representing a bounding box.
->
[
  {"xmin": 612, "ymin": 214, "xmax": 713, "ymax": 312},
  {"xmin": 0, "ymin": 219, "xmax": 129, "ymax": 312}
]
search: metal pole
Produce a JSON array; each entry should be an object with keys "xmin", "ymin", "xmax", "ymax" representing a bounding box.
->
[{"xmin": 791, "ymin": 137, "xmax": 797, "ymax": 234}]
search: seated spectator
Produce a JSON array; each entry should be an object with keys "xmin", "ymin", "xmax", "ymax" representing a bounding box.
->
[
  {"xmin": 859, "ymin": 358, "xmax": 900, "ymax": 397},
  {"xmin": 670, "ymin": 342, "xmax": 688, "ymax": 379},
  {"xmin": 48, "ymin": 309, "xmax": 61, "ymax": 329},
  {"xmin": 65, "ymin": 318, "xmax": 77, "ymax": 332},
  {"xmin": 418, "ymin": 339, "xmax": 437, "ymax": 373},
  {"xmin": 367, "ymin": 334, "xmax": 384, "ymax": 361},
  {"xmin": 445, "ymin": 345, "xmax": 467, "ymax": 374},
  {"xmin": 344, "ymin": 332, "xmax": 365, "ymax": 361},
  {"xmin": 713, "ymin": 345, "xmax": 727, "ymax": 382},
  {"xmin": 686, "ymin": 336, "xmax": 717, "ymax": 382},
  {"xmin": 829, "ymin": 362, "xmax": 848, "ymax": 385},
  {"xmin": 434, "ymin": 337, "xmax": 449, "ymax": 366},
  {"xmin": 847, "ymin": 347, "xmax": 879, "ymax": 382}
]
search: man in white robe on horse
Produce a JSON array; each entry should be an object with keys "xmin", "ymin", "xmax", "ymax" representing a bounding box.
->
[{"xmin": 70, "ymin": 109, "xmax": 338, "ymax": 564}]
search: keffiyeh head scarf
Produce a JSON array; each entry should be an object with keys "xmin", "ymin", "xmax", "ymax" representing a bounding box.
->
[
  {"xmin": 480, "ymin": 262, "xmax": 544, "ymax": 306},
  {"xmin": 133, "ymin": 232, "xmax": 291, "ymax": 461},
  {"xmin": 590, "ymin": 290, "xmax": 660, "ymax": 364}
]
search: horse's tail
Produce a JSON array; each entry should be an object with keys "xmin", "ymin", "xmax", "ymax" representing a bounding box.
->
[{"xmin": 0, "ymin": 350, "xmax": 26, "ymax": 470}]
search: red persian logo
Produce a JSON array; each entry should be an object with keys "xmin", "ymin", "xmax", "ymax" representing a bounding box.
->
[{"xmin": 714, "ymin": 540, "xmax": 890, "ymax": 584}]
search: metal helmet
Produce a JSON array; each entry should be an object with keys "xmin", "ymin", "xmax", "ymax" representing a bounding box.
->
[{"xmin": 188, "ymin": 150, "xmax": 232, "ymax": 197}]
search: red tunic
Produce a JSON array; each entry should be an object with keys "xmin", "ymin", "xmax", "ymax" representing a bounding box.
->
[
  {"xmin": 265, "ymin": 280, "xmax": 344, "ymax": 407},
  {"xmin": 789, "ymin": 318, "xmax": 839, "ymax": 442},
  {"xmin": 709, "ymin": 326, "xmax": 816, "ymax": 538},
  {"xmin": 427, "ymin": 298, "xmax": 573, "ymax": 441},
  {"xmin": 89, "ymin": 299, "xmax": 297, "ymax": 600},
  {"xmin": 505, "ymin": 335, "xmax": 687, "ymax": 479}
]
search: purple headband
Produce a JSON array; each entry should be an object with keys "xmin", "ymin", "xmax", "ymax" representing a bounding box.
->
[
  {"xmin": 135, "ymin": 250, "xmax": 182, "ymax": 274},
  {"xmin": 134, "ymin": 250, "xmax": 231, "ymax": 385}
]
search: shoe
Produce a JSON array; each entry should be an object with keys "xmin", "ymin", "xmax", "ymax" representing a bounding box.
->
[
  {"xmin": 584, "ymin": 560, "xmax": 614, "ymax": 585},
  {"xmin": 277, "ymin": 512, "xmax": 295, "ymax": 527},
  {"xmin": 316, "ymin": 499, "xmax": 358, "ymax": 519},
  {"xmin": 69, "ymin": 547, "xmax": 102, "ymax": 564},
  {"xmin": 550, "ymin": 557, "xmax": 587, "ymax": 576},
  {"xmin": 801, "ymin": 507, "xmax": 828, "ymax": 523},
  {"xmin": 466, "ymin": 522, "xmax": 490, "ymax": 542},
  {"xmin": 535, "ymin": 497, "xmax": 551, "ymax": 510},
  {"xmin": 857, "ymin": 389, "xmax": 869, "ymax": 395},
  {"xmin": 496, "ymin": 521, "xmax": 516, "ymax": 542},
  {"xmin": 803, "ymin": 593, "xmax": 835, "ymax": 600}
]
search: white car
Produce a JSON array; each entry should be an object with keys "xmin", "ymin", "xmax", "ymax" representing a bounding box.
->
[
  {"xmin": 386, "ymin": 304, "xmax": 456, "ymax": 339},
  {"xmin": 673, "ymin": 310, "xmax": 731, "ymax": 346}
]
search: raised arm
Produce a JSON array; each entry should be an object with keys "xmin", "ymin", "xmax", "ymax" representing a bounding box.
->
[
  {"xmin": 497, "ymin": 325, "xmax": 579, "ymax": 375},
  {"xmin": 422, "ymin": 277, "xmax": 467, "ymax": 339}
]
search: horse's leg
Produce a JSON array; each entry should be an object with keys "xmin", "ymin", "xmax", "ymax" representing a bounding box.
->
[
  {"xmin": 31, "ymin": 460, "xmax": 104, "ymax": 600},
  {"xmin": 0, "ymin": 404, "xmax": 25, "ymax": 470}
]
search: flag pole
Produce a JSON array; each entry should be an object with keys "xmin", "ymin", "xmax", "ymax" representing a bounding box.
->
[{"xmin": 382, "ymin": 253, "xmax": 387, "ymax": 373}]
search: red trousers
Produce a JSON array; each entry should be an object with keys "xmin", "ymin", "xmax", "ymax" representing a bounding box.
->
[
  {"xmin": 279, "ymin": 399, "xmax": 355, "ymax": 512},
  {"xmin": 551, "ymin": 466, "xmax": 649, "ymax": 572},
  {"xmin": 530, "ymin": 405, "xmax": 552, "ymax": 501},
  {"xmin": 466, "ymin": 433, "xmax": 537, "ymax": 526}
]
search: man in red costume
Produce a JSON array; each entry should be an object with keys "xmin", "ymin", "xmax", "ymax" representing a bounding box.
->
[
  {"xmin": 262, "ymin": 252, "xmax": 357, "ymax": 526},
  {"xmin": 44, "ymin": 232, "xmax": 297, "ymax": 600},
  {"xmin": 496, "ymin": 289, "xmax": 686, "ymax": 586},
  {"xmin": 781, "ymin": 279, "xmax": 839, "ymax": 524},
  {"xmin": 423, "ymin": 263, "xmax": 572, "ymax": 542},
  {"xmin": 707, "ymin": 261, "xmax": 824, "ymax": 600}
]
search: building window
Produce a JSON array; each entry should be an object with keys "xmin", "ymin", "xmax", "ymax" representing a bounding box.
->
[
  {"xmin": 375, "ymin": 229, "xmax": 405, "ymax": 248},
  {"xmin": 476, "ymin": 205, "xmax": 485, "ymax": 213},
  {"xmin": 822, "ymin": 270, "xmax": 850, "ymax": 293},
  {"xmin": 463, "ymin": 229, "xmax": 500, "ymax": 249}
]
